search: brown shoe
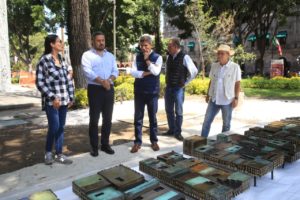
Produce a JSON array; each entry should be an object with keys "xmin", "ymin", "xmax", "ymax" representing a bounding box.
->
[
  {"xmin": 131, "ymin": 144, "xmax": 141, "ymax": 153},
  {"xmin": 151, "ymin": 143, "xmax": 160, "ymax": 151}
]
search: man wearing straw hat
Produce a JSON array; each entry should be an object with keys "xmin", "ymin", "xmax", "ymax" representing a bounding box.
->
[{"xmin": 201, "ymin": 44, "xmax": 241, "ymax": 138}]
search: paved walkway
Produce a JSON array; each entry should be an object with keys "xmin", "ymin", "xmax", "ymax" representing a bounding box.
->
[{"xmin": 0, "ymin": 85, "xmax": 300, "ymax": 199}]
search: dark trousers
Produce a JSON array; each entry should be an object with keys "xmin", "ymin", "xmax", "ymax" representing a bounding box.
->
[
  {"xmin": 134, "ymin": 93, "xmax": 159, "ymax": 145},
  {"xmin": 88, "ymin": 84, "xmax": 114, "ymax": 150},
  {"xmin": 45, "ymin": 105, "xmax": 68, "ymax": 154}
]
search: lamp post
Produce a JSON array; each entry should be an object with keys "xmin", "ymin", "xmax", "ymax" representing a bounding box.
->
[{"xmin": 108, "ymin": 0, "xmax": 116, "ymax": 56}]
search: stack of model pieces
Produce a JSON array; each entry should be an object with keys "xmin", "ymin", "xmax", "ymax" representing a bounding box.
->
[
  {"xmin": 139, "ymin": 151, "xmax": 251, "ymax": 200},
  {"xmin": 183, "ymin": 134, "xmax": 285, "ymax": 179},
  {"xmin": 19, "ymin": 189, "xmax": 58, "ymax": 200},
  {"xmin": 72, "ymin": 164, "xmax": 184, "ymax": 200},
  {"xmin": 245, "ymin": 117, "xmax": 300, "ymax": 162}
]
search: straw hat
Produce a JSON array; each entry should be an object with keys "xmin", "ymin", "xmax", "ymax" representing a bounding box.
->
[{"xmin": 214, "ymin": 44, "xmax": 235, "ymax": 56}]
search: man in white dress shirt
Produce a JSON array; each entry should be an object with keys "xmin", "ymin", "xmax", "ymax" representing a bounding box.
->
[
  {"xmin": 201, "ymin": 44, "xmax": 241, "ymax": 138},
  {"xmin": 81, "ymin": 31, "xmax": 119, "ymax": 157}
]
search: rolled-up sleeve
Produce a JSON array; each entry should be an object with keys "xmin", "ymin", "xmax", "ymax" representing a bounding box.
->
[
  {"xmin": 148, "ymin": 56, "xmax": 162, "ymax": 76},
  {"xmin": 130, "ymin": 57, "xmax": 144, "ymax": 78},
  {"xmin": 184, "ymin": 55, "xmax": 198, "ymax": 85},
  {"xmin": 111, "ymin": 57, "xmax": 119, "ymax": 78},
  {"xmin": 236, "ymin": 65, "xmax": 242, "ymax": 82},
  {"xmin": 81, "ymin": 52, "xmax": 97, "ymax": 81}
]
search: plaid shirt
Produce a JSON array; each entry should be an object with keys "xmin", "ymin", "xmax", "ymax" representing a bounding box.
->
[{"xmin": 36, "ymin": 53, "xmax": 74, "ymax": 109}]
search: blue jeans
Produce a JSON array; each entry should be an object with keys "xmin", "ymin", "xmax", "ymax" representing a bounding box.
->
[
  {"xmin": 45, "ymin": 105, "xmax": 68, "ymax": 154},
  {"xmin": 164, "ymin": 86, "xmax": 185, "ymax": 136},
  {"xmin": 134, "ymin": 93, "xmax": 159, "ymax": 145},
  {"xmin": 201, "ymin": 100, "xmax": 233, "ymax": 138}
]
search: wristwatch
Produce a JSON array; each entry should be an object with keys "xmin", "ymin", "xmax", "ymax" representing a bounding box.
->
[
  {"xmin": 234, "ymin": 96, "xmax": 239, "ymax": 100},
  {"xmin": 108, "ymin": 78, "xmax": 113, "ymax": 85}
]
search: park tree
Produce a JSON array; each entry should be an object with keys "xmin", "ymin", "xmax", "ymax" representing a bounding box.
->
[
  {"xmin": 43, "ymin": 0, "xmax": 67, "ymax": 44},
  {"xmin": 89, "ymin": 0, "xmax": 162, "ymax": 57},
  {"xmin": 67, "ymin": 0, "xmax": 91, "ymax": 89},
  {"xmin": 164, "ymin": 0, "xmax": 300, "ymax": 76},
  {"xmin": 162, "ymin": 0, "xmax": 194, "ymax": 39},
  {"xmin": 185, "ymin": 0, "xmax": 220, "ymax": 79},
  {"xmin": 207, "ymin": 0, "xmax": 300, "ymax": 75},
  {"xmin": 235, "ymin": 0, "xmax": 300, "ymax": 75},
  {"xmin": 164, "ymin": 0, "xmax": 229, "ymax": 77},
  {"xmin": 7, "ymin": 0, "xmax": 45, "ymax": 70}
]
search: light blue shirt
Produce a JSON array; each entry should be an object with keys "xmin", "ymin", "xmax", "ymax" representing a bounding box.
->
[{"xmin": 81, "ymin": 48, "xmax": 119, "ymax": 85}]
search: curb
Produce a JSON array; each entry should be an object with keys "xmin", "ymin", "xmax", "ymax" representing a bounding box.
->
[{"xmin": 0, "ymin": 103, "xmax": 39, "ymax": 111}]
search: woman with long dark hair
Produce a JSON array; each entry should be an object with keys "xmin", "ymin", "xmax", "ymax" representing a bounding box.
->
[{"xmin": 36, "ymin": 34, "xmax": 74, "ymax": 165}]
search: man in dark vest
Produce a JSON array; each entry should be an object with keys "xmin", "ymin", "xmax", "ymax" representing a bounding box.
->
[
  {"xmin": 130, "ymin": 34, "xmax": 163, "ymax": 153},
  {"xmin": 164, "ymin": 38, "xmax": 198, "ymax": 141}
]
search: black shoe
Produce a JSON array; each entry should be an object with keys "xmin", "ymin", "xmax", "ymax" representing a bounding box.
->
[
  {"xmin": 163, "ymin": 130, "xmax": 174, "ymax": 136},
  {"xmin": 175, "ymin": 134, "xmax": 184, "ymax": 141},
  {"xmin": 101, "ymin": 145, "xmax": 115, "ymax": 155},
  {"xmin": 90, "ymin": 150, "xmax": 99, "ymax": 157}
]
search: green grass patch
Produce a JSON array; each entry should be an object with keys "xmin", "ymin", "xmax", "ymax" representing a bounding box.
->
[{"xmin": 243, "ymin": 88, "xmax": 300, "ymax": 100}]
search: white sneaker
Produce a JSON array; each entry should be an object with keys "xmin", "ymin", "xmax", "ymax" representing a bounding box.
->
[
  {"xmin": 44, "ymin": 152, "xmax": 54, "ymax": 165},
  {"xmin": 55, "ymin": 154, "xmax": 73, "ymax": 165}
]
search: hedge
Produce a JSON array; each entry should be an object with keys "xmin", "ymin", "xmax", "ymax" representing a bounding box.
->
[
  {"xmin": 241, "ymin": 76, "xmax": 300, "ymax": 90},
  {"xmin": 74, "ymin": 75, "xmax": 300, "ymax": 108}
]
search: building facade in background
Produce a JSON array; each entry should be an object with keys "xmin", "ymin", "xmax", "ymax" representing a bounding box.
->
[
  {"xmin": 163, "ymin": 15, "xmax": 201, "ymax": 68},
  {"xmin": 244, "ymin": 11, "xmax": 300, "ymax": 75},
  {"xmin": 163, "ymin": 11, "xmax": 300, "ymax": 76}
]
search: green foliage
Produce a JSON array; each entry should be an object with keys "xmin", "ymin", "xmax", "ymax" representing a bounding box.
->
[
  {"xmin": 89, "ymin": 0, "xmax": 161, "ymax": 60},
  {"xmin": 185, "ymin": 78, "xmax": 210, "ymax": 95},
  {"xmin": 74, "ymin": 89, "xmax": 88, "ymax": 108},
  {"xmin": 232, "ymin": 45, "xmax": 256, "ymax": 65},
  {"xmin": 159, "ymin": 75, "xmax": 166, "ymax": 97},
  {"xmin": 11, "ymin": 77, "xmax": 20, "ymax": 84},
  {"xmin": 243, "ymin": 88, "xmax": 300, "ymax": 100},
  {"xmin": 11, "ymin": 62, "xmax": 27, "ymax": 72},
  {"xmin": 114, "ymin": 75, "xmax": 135, "ymax": 87},
  {"xmin": 241, "ymin": 77, "xmax": 300, "ymax": 90},
  {"xmin": 43, "ymin": 0, "xmax": 66, "ymax": 31},
  {"xmin": 163, "ymin": 0, "xmax": 194, "ymax": 38},
  {"xmin": 8, "ymin": 0, "xmax": 45, "ymax": 67},
  {"xmin": 115, "ymin": 83, "xmax": 134, "ymax": 101}
]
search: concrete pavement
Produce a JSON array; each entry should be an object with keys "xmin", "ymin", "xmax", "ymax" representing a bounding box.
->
[{"xmin": 0, "ymin": 85, "xmax": 300, "ymax": 199}]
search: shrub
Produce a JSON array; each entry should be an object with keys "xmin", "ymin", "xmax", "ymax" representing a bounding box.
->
[
  {"xmin": 74, "ymin": 89, "xmax": 88, "ymax": 108},
  {"xmin": 115, "ymin": 82, "xmax": 134, "ymax": 102},
  {"xmin": 241, "ymin": 77, "xmax": 300, "ymax": 90},
  {"xmin": 185, "ymin": 78, "xmax": 210, "ymax": 95},
  {"xmin": 114, "ymin": 75, "xmax": 134, "ymax": 87},
  {"xmin": 11, "ymin": 76, "xmax": 20, "ymax": 84},
  {"xmin": 160, "ymin": 74, "xmax": 166, "ymax": 97}
]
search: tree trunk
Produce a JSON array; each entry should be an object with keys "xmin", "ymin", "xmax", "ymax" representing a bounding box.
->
[
  {"xmin": 0, "ymin": 0, "xmax": 11, "ymax": 91},
  {"xmin": 67, "ymin": 0, "xmax": 91, "ymax": 89},
  {"xmin": 194, "ymin": 29, "xmax": 205, "ymax": 79},
  {"xmin": 257, "ymin": 38, "xmax": 266, "ymax": 76}
]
